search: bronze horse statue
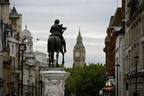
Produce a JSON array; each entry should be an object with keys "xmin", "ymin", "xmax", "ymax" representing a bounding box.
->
[
  {"xmin": 47, "ymin": 35, "xmax": 65, "ymax": 67},
  {"xmin": 47, "ymin": 19, "xmax": 66, "ymax": 67}
]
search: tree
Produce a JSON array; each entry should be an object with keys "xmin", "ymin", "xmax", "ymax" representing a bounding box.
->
[{"xmin": 65, "ymin": 64, "xmax": 105, "ymax": 96}]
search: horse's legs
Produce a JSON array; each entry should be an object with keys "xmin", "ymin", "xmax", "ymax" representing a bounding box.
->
[
  {"xmin": 62, "ymin": 52, "xmax": 65, "ymax": 66},
  {"xmin": 48, "ymin": 52, "xmax": 51, "ymax": 67},
  {"xmin": 51, "ymin": 52, "xmax": 54, "ymax": 67},
  {"xmin": 56, "ymin": 52, "xmax": 59, "ymax": 67}
]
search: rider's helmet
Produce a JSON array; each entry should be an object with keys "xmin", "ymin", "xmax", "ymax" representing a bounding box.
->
[{"xmin": 54, "ymin": 19, "xmax": 60, "ymax": 24}]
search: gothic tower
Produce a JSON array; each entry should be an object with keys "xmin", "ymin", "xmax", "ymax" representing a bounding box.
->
[
  {"xmin": 9, "ymin": 6, "xmax": 22, "ymax": 34},
  {"xmin": 0, "ymin": 0, "xmax": 10, "ymax": 23},
  {"xmin": 73, "ymin": 29, "xmax": 86, "ymax": 67}
]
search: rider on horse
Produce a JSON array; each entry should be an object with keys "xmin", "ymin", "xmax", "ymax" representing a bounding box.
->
[{"xmin": 50, "ymin": 19, "xmax": 67, "ymax": 52}]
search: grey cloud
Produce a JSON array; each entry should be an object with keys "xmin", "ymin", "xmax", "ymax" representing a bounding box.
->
[{"xmin": 14, "ymin": 0, "xmax": 117, "ymax": 67}]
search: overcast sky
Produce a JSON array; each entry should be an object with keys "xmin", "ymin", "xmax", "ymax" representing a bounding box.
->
[{"xmin": 11, "ymin": 0, "xmax": 121, "ymax": 67}]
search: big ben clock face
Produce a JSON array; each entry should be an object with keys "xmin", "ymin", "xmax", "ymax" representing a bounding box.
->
[{"xmin": 75, "ymin": 52, "xmax": 80, "ymax": 57}]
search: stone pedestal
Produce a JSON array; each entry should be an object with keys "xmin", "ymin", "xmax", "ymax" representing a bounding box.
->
[{"xmin": 41, "ymin": 68, "xmax": 70, "ymax": 96}]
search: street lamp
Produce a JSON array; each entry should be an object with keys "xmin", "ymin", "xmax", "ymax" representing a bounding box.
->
[
  {"xmin": 36, "ymin": 38, "xmax": 39, "ymax": 51},
  {"xmin": 133, "ymin": 56, "xmax": 139, "ymax": 96},
  {"xmin": 116, "ymin": 64, "xmax": 120, "ymax": 96},
  {"xmin": 28, "ymin": 78, "xmax": 30, "ymax": 96},
  {"xmin": 39, "ymin": 67, "xmax": 43, "ymax": 96},
  {"xmin": 99, "ymin": 90, "xmax": 103, "ymax": 96},
  {"xmin": 19, "ymin": 42, "xmax": 26, "ymax": 96}
]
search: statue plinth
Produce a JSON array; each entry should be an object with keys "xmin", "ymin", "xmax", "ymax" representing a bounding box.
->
[{"xmin": 41, "ymin": 68, "xmax": 70, "ymax": 96}]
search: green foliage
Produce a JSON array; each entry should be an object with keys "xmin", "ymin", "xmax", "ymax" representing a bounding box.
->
[{"xmin": 65, "ymin": 64, "xmax": 106, "ymax": 96}]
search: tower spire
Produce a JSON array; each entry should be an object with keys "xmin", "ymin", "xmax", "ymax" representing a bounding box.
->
[
  {"xmin": 74, "ymin": 28, "xmax": 84, "ymax": 48},
  {"xmin": 78, "ymin": 28, "xmax": 82, "ymax": 40},
  {"xmin": 73, "ymin": 28, "xmax": 86, "ymax": 67},
  {"xmin": 10, "ymin": 6, "xmax": 19, "ymax": 18}
]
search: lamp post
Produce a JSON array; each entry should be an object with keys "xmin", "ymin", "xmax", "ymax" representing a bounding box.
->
[
  {"xmin": 39, "ymin": 67, "xmax": 43, "ymax": 96},
  {"xmin": 19, "ymin": 43, "xmax": 26, "ymax": 96},
  {"xmin": 17, "ymin": 43, "xmax": 20, "ymax": 96},
  {"xmin": 116, "ymin": 64, "xmax": 120, "ymax": 96},
  {"xmin": 28, "ymin": 78, "xmax": 30, "ymax": 96},
  {"xmin": 133, "ymin": 56, "xmax": 139, "ymax": 96},
  {"xmin": 36, "ymin": 38, "xmax": 39, "ymax": 51}
]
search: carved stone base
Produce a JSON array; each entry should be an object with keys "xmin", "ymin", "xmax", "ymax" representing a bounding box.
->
[{"xmin": 41, "ymin": 68, "xmax": 70, "ymax": 96}]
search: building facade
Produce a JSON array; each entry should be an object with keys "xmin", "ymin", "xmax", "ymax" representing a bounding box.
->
[
  {"xmin": 34, "ymin": 51, "xmax": 48, "ymax": 96},
  {"xmin": 0, "ymin": 0, "xmax": 49, "ymax": 96},
  {"xmin": 0, "ymin": 25, "xmax": 3, "ymax": 95},
  {"xmin": 115, "ymin": 1, "xmax": 126, "ymax": 96},
  {"xmin": 125, "ymin": 0, "xmax": 144, "ymax": 96},
  {"xmin": 115, "ymin": 25, "xmax": 126, "ymax": 96},
  {"xmin": 20, "ymin": 26, "xmax": 36, "ymax": 96},
  {"xmin": 103, "ymin": 19, "xmax": 119, "ymax": 95},
  {"xmin": 104, "ymin": 1, "xmax": 125, "ymax": 95},
  {"xmin": 73, "ymin": 29, "xmax": 86, "ymax": 67},
  {"xmin": 0, "ymin": 0, "xmax": 22, "ymax": 95},
  {"xmin": 0, "ymin": 0, "xmax": 10, "ymax": 95}
]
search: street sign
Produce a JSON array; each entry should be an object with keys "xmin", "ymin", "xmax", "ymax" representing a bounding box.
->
[{"xmin": 19, "ymin": 44, "xmax": 26, "ymax": 51}]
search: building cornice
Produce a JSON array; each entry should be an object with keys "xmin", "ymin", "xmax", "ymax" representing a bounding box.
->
[{"xmin": 126, "ymin": 2, "xmax": 144, "ymax": 27}]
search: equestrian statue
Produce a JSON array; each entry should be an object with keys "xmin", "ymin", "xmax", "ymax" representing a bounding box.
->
[{"xmin": 47, "ymin": 19, "xmax": 67, "ymax": 67}]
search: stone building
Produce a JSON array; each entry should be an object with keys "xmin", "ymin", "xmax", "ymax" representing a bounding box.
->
[
  {"xmin": 0, "ymin": 24, "xmax": 3, "ymax": 95},
  {"xmin": 73, "ymin": 29, "xmax": 85, "ymax": 67},
  {"xmin": 125, "ymin": 0, "xmax": 144, "ymax": 96},
  {"xmin": 104, "ymin": 7, "xmax": 123, "ymax": 80},
  {"xmin": 104, "ymin": 2, "xmax": 125, "ymax": 95},
  {"xmin": 34, "ymin": 51, "xmax": 48, "ymax": 96},
  {"xmin": 9, "ymin": 6, "xmax": 22, "ymax": 33},
  {"xmin": 0, "ymin": 0, "xmax": 10, "ymax": 94},
  {"xmin": 20, "ymin": 26, "xmax": 36, "ymax": 96},
  {"xmin": 115, "ymin": 25, "xmax": 126, "ymax": 96},
  {"xmin": 103, "ymin": 17, "xmax": 118, "ymax": 95},
  {"xmin": 0, "ymin": 0, "xmax": 22, "ymax": 95},
  {"xmin": 114, "ymin": 1, "xmax": 126, "ymax": 96},
  {"xmin": 0, "ymin": 0, "xmax": 10, "ymax": 24}
]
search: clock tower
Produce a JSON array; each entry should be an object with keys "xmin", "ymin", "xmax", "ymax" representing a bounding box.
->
[{"xmin": 73, "ymin": 29, "xmax": 85, "ymax": 67}]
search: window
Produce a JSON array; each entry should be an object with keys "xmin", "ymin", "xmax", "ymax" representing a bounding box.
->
[
  {"xmin": 142, "ymin": 15, "xmax": 144, "ymax": 35},
  {"xmin": 30, "ymin": 45, "xmax": 32, "ymax": 51},
  {"xmin": 12, "ymin": 45, "xmax": 14, "ymax": 55},
  {"xmin": 142, "ymin": 45, "xmax": 144, "ymax": 66},
  {"xmin": 83, "ymin": 52, "xmax": 85, "ymax": 57}
]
